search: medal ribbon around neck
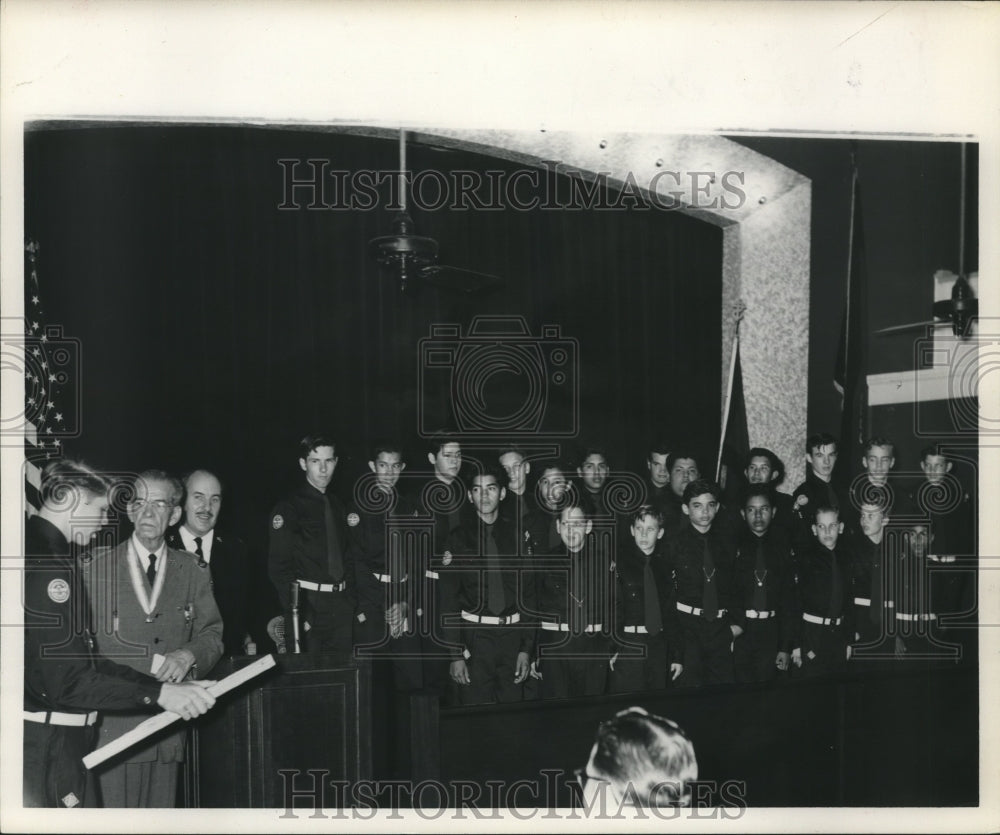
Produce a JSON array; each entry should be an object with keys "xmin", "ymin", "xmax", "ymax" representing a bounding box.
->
[{"xmin": 128, "ymin": 539, "xmax": 167, "ymax": 618}]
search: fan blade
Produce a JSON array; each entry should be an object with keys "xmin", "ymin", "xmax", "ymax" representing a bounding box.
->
[
  {"xmin": 874, "ymin": 319, "xmax": 938, "ymax": 336},
  {"xmin": 420, "ymin": 264, "xmax": 504, "ymax": 294}
]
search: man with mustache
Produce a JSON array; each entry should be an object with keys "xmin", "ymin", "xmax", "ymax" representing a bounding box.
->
[{"xmin": 168, "ymin": 469, "xmax": 253, "ymax": 657}]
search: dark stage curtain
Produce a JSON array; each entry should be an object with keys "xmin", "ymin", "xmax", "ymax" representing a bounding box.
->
[{"xmin": 24, "ymin": 124, "xmax": 723, "ymax": 578}]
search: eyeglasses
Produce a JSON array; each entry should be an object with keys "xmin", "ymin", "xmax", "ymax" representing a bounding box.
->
[
  {"xmin": 131, "ymin": 499, "xmax": 174, "ymax": 512},
  {"xmin": 573, "ymin": 766, "xmax": 610, "ymax": 793}
]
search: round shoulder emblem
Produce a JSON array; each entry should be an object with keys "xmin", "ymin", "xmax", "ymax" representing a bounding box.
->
[
  {"xmin": 347, "ymin": 513, "xmax": 360, "ymax": 527},
  {"xmin": 47, "ymin": 578, "xmax": 70, "ymax": 604},
  {"xmin": 272, "ymin": 514, "xmax": 284, "ymax": 530},
  {"xmin": 442, "ymin": 550, "xmax": 453, "ymax": 566}
]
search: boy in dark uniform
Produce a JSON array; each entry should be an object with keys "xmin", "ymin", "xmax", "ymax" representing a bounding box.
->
[
  {"xmin": 608, "ymin": 505, "xmax": 682, "ymax": 693},
  {"xmin": 645, "ymin": 440, "xmax": 673, "ymax": 515},
  {"xmin": 743, "ymin": 447, "xmax": 795, "ymax": 534},
  {"xmin": 791, "ymin": 506, "xmax": 852, "ymax": 678},
  {"xmin": 665, "ymin": 479, "xmax": 741, "ymax": 687},
  {"xmin": 347, "ymin": 442, "xmax": 423, "ymax": 686},
  {"xmin": 441, "ymin": 467, "xmax": 536, "ymax": 704},
  {"xmin": 524, "ymin": 460, "xmax": 572, "ymax": 556},
  {"xmin": 268, "ymin": 434, "xmax": 354, "ymax": 660},
  {"xmin": 791, "ymin": 433, "xmax": 849, "ymax": 549},
  {"xmin": 848, "ymin": 495, "xmax": 898, "ymax": 666},
  {"xmin": 498, "ymin": 444, "xmax": 535, "ymax": 540},
  {"xmin": 533, "ymin": 495, "xmax": 615, "ymax": 699},
  {"xmin": 733, "ymin": 485, "xmax": 796, "ymax": 683}
]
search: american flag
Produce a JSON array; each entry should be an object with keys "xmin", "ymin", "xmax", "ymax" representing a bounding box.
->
[{"xmin": 20, "ymin": 240, "xmax": 81, "ymax": 516}]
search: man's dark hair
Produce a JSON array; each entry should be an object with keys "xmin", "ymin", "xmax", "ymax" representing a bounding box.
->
[
  {"xmin": 470, "ymin": 463, "xmax": 506, "ymax": 490},
  {"xmin": 370, "ymin": 440, "xmax": 404, "ymax": 461},
  {"xmin": 427, "ymin": 432, "xmax": 460, "ymax": 457},
  {"xmin": 299, "ymin": 433, "xmax": 336, "ymax": 459},
  {"xmin": 744, "ymin": 447, "xmax": 780, "ymax": 475},
  {"xmin": 919, "ymin": 444, "xmax": 947, "ymax": 462},
  {"xmin": 741, "ymin": 482, "xmax": 775, "ymax": 508},
  {"xmin": 806, "ymin": 433, "xmax": 838, "ymax": 455},
  {"xmin": 647, "ymin": 440, "xmax": 671, "ymax": 461},
  {"xmin": 863, "ymin": 436, "xmax": 895, "ymax": 457},
  {"xmin": 682, "ymin": 479, "xmax": 720, "ymax": 505},
  {"xmin": 666, "ymin": 449, "xmax": 701, "ymax": 471},
  {"xmin": 811, "ymin": 504, "xmax": 841, "ymax": 524},
  {"xmin": 577, "ymin": 445, "xmax": 609, "ymax": 466}
]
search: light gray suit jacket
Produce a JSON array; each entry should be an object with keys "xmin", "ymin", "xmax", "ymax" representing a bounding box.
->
[{"xmin": 82, "ymin": 540, "xmax": 223, "ymax": 763}]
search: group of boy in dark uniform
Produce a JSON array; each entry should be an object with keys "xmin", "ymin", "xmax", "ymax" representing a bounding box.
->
[{"xmin": 268, "ymin": 431, "xmax": 977, "ymax": 710}]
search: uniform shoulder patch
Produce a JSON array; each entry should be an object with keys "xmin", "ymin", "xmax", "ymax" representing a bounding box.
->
[
  {"xmin": 442, "ymin": 550, "xmax": 453, "ymax": 566},
  {"xmin": 47, "ymin": 578, "xmax": 70, "ymax": 604},
  {"xmin": 272, "ymin": 514, "xmax": 284, "ymax": 530},
  {"xmin": 347, "ymin": 513, "xmax": 360, "ymax": 527}
]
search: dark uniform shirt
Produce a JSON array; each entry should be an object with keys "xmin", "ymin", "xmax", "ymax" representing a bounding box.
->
[
  {"xmin": 849, "ymin": 530, "xmax": 891, "ymax": 639},
  {"xmin": 345, "ymin": 488, "xmax": 423, "ymax": 620},
  {"xmin": 664, "ymin": 523, "xmax": 739, "ymax": 628},
  {"xmin": 793, "ymin": 540, "xmax": 853, "ymax": 637},
  {"xmin": 535, "ymin": 539, "xmax": 615, "ymax": 630},
  {"xmin": 734, "ymin": 525, "xmax": 796, "ymax": 651},
  {"xmin": 24, "ymin": 515, "xmax": 162, "ymax": 714},
  {"xmin": 613, "ymin": 539, "xmax": 680, "ymax": 663},
  {"xmin": 524, "ymin": 506, "xmax": 562, "ymax": 557},
  {"xmin": 268, "ymin": 481, "xmax": 353, "ymax": 613},
  {"xmin": 440, "ymin": 513, "xmax": 537, "ymax": 659}
]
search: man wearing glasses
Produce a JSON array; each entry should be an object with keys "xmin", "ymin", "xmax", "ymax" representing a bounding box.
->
[{"xmin": 83, "ymin": 469, "xmax": 223, "ymax": 807}]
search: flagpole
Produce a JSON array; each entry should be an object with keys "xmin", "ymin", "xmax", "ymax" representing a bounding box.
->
[{"xmin": 716, "ymin": 305, "xmax": 744, "ymax": 482}]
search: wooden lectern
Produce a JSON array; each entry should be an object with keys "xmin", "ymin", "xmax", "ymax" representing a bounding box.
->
[{"xmin": 187, "ymin": 653, "xmax": 371, "ymax": 808}]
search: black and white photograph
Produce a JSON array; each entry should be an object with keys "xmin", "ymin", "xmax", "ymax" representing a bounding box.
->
[{"xmin": 2, "ymin": 2, "xmax": 998, "ymax": 831}]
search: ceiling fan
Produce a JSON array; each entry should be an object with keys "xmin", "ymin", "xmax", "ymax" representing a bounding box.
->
[
  {"xmin": 875, "ymin": 143, "xmax": 978, "ymax": 339},
  {"xmin": 368, "ymin": 130, "xmax": 504, "ymax": 295}
]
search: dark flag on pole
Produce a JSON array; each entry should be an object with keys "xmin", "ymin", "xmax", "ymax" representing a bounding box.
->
[
  {"xmin": 717, "ymin": 304, "xmax": 750, "ymax": 501},
  {"xmin": 834, "ymin": 158, "xmax": 869, "ymax": 479}
]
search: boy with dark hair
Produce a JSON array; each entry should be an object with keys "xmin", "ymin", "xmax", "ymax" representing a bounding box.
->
[
  {"xmin": 791, "ymin": 505, "xmax": 852, "ymax": 678},
  {"xmin": 664, "ymin": 479, "xmax": 741, "ymax": 687},
  {"xmin": 791, "ymin": 433, "xmax": 848, "ymax": 547},
  {"xmin": 743, "ymin": 447, "xmax": 795, "ymax": 532},
  {"xmin": 608, "ymin": 505, "xmax": 682, "ymax": 693},
  {"xmin": 268, "ymin": 433, "xmax": 354, "ymax": 659},
  {"xmin": 576, "ymin": 444, "xmax": 612, "ymax": 518},
  {"xmin": 733, "ymin": 484, "xmax": 796, "ymax": 682},
  {"xmin": 441, "ymin": 466, "xmax": 536, "ymax": 704},
  {"xmin": 645, "ymin": 440, "xmax": 673, "ymax": 514},
  {"xmin": 533, "ymin": 493, "xmax": 614, "ymax": 699},
  {"xmin": 660, "ymin": 449, "xmax": 701, "ymax": 534}
]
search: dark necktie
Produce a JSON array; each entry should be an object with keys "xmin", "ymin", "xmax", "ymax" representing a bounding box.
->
[
  {"xmin": 828, "ymin": 548, "xmax": 843, "ymax": 617},
  {"xmin": 702, "ymin": 537, "xmax": 719, "ymax": 620},
  {"xmin": 194, "ymin": 536, "xmax": 205, "ymax": 566},
  {"xmin": 643, "ymin": 555, "xmax": 662, "ymax": 635},
  {"xmin": 485, "ymin": 525, "xmax": 506, "ymax": 615},
  {"xmin": 147, "ymin": 553, "xmax": 157, "ymax": 586},
  {"xmin": 752, "ymin": 538, "xmax": 768, "ymax": 612},
  {"xmin": 570, "ymin": 554, "xmax": 585, "ymax": 632},
  {"xmin": 323, "ymin": 495, "xmax": 344, "ymax": 583}
]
